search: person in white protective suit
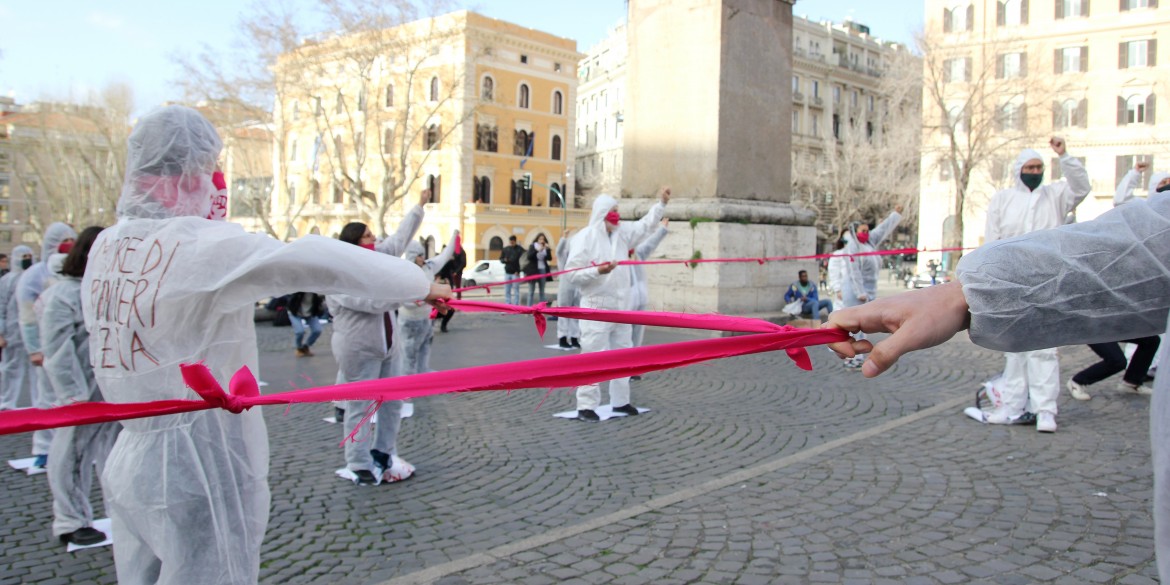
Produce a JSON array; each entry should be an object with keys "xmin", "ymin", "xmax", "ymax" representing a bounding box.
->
[
  {"xmin": 565, "ymin": 188, "xmax": 670, "ymax": 421},
  {"xmin": 824, "ymin": 191, "xmax": 1170, "ymax": 584},
  {"xmin": 0, "ymin": 245, "xmax": 35, "ymax": 410},
  {"xmin": 40, "ymin": 226, "xmax": 121, "ymax": 547},
  {"xmin": 79, "ymin": 105, "xmax": 446, "ymax": 585},
  {"xmin": 826, "ymin": 231, "xmax": 848, "ymax": 305},
  {"xmin": 839, "ymin": 206, "xmax": 903, "ymax": 369},
  {"xmin": 329, "ymin": 192, "xmax": 432, "ymax": 487},
  {"xmin": 628, "ymin": 218, "xmax": 670, "ymax": 350},
  {"xmin": 17, "ymin": 222, "xmax": 77, "ymax": 468},
  {"xmin": 555, "ymin": 229, "xmax": 582, "ymax": 350},
  {"xmin": 399, "ymin": 231, "xmax": 458, "ymax": 376},
  {"xmin": 973, "ymin": 137, "xmax": 1090, "ymax": 433}
]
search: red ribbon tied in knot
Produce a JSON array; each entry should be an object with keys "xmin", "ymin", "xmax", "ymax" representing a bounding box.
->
[
  {"xmin": 527, "ymin": 302, "xmax": 549, "ymax": 338},
  {"xmin": 181, "ymin": 363, "xmax": 260, "ymax": 414}
]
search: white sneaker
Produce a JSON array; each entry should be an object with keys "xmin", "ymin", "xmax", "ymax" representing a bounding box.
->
[
  {"xmin": 1120, "ymin": 381, "xmax": 1153, "ymax": 396},
  {"xmin": 1066, "ymin": 379, "xmax": 1091, "ymax": 401},
  {"xmin": 1036, "ymin": 411, "xmax": 1057, "ymax": 433},
  {"xmin": 381, "ymin": 455, "xmax": 415, "ymax": 483}
]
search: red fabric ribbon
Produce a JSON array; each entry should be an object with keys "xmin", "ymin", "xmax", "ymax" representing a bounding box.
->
[{"xmin": 0, "ymin": 307, "xmax": 849, "ymax": 436}]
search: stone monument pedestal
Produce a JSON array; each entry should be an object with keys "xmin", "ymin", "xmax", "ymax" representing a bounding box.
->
[{"xmin": 623, "ymin": 0, "xmax": 808, "ymax": 315}]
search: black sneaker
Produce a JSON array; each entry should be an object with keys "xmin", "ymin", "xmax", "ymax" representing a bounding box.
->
[
  {"xmin": 576, "ymin": 409, "xmax": 600, "ymax": 422},
  {"xmin": 558, "ymin": 337, "xmax": 572, "ymax": 349},
  {"xmin": 334, "ymin": 407, "xmax": 345, "ymax": 422},
  {"xmin": 370, "ymin": 449, "xmax": 391, "ymax": 472},
  {"xmin": 612, "ymin": 404, "xmax": 639, "ymax": 416},
  {"xmin": 60, "ymin": 527, "xmax": 106, "ymax": 546},
  {"xmin": 570, "ymin": 338, "xmax": 581, "ymax": 348},
  {"xmin": 630, "ymin": 375, "xmax": 642, "ymax": 381},
  {"xmin": 353, "ymin": 470, "xmax": 378, "ymax": 485}
]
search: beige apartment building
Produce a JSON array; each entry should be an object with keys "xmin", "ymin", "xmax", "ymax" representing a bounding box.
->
[
  {"xmin": 272, "ymin": 11, "xmax": 586, "ymax": 265},
  {"xmin": 575, "ymin": 17, "xmax": 917, "ymax": 250},
  {"xmin": 918, "ymin": 0, "xmax": 1168, "ymax": 273}
]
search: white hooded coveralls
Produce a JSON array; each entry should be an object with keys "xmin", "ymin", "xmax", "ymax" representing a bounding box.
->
[
  {"xmin": 956, "ymin": 194, "xmax": 1170, "ymax": 580},
  {"xmin": 628, "ymin": 225, "xmax": 669, "ymax": 348},
  {"xmin": 0, "ymin": 244, "xmax": 34, "ymax": 410},
  {"xmin": 328, "ymin": 206, "xmax": 425, "ymax": 473},
  {"xmin": 41, "ymin": 272, "xmax": 120, "ymax": 538},
  {"xmin": 81, "ymin": 106, "xmax": 430, "ymax": 585},
  {"xmin": 565, "ymin": 195, "xmax": 665, "ymax": 410},
  {"xmin": 555, "ymin": 235, "xmax": 581, "ymax": 342},
  {"xmin": 17, "ymin": 222, "xmax": 77, "ymax": 457},
  {"xmin": 983, "ymin": 150, "xmax": 1090, "ymax": 419},
  {"xmin": 398, "ymin": 232, "xmax": 457, "ymax": 377}
]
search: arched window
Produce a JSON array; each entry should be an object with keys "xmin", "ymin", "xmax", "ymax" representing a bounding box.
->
[
  {"xmin": 429, "ymin": 77, "xmax": 440, "ymax": 102},
  {"xmin": 482, "ymin": 76, "xmax": 494, "ymax": 101},
  {"xmin": 425, "ymin": 124, "xmax": 441, "ymax": 150},
  {"xmin": 335, "ymin": 91, "xmax": 344, "ymax": 114},
  {"xmin": 1055, "ymin": 98, "xmax": 1079, "ymax": 128},
  {"xmin": 996, "ymin": 100, "xmax": 1025, "ymax": 132},
  {"xmin": 513, "ymin": 129, "xmax": 530, "ymax": 156},
  {"xmin": 489, "ymin": 236, "xmax": 504, "ymax": 253},
  {"xmin": 426, "ymin": 174, "xmax": 442, "ymax": 203},
  {"xmin": 519, "ymin": 83, "xmax": 530, "ymax": 108},
  {"xmin": 1125, "ymin": 94, "xmax": 1149, "ymax": 124},
  {"xmin": 553, "ymin": 90, "xmax": 564, "ymax": 115},
  {"xmin": 385, "ymin": 83, "xmax": 394, "ymax": 108},
  {"xmin": 551, "ymin": 135, "xmax": 563, "ymax": 161},
  {"xmin": 382, "ymin": 126, "xmax": 395, "ymax": 155},
  {"xmin": 549, "ymin": 182, "xmax": 563, "ymax": 208}
]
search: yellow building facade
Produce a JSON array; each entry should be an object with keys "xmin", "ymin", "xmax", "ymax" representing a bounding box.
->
[{"xmin": 273, "ymin": 11, "xmax": 587, "ymax": 266}]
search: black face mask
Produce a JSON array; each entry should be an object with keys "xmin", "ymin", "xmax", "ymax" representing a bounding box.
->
[
  {"xmin": 20, "ymin": 258, "xmax": 32, "ymax": 270},
  {"xmin": 1020, "ymin": 172, "xmax": 1043, "ymax": 191},
  {"xmin": 1158, "ymin": 184, "xmax": 1170, "ymax": 194}
]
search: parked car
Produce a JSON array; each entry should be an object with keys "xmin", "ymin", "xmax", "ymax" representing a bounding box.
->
[
  {"xmin": 462, "ymin": 259, "xmax": 510, "ymax": 287},
  {"xmin": 907, "ymin": 273, "xmax": 948, "ymax": 289}
]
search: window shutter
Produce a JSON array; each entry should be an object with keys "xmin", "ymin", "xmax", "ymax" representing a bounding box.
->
[
  {"xmin": 1152, "ymin": 0, "xmax": 1160, "ymax": 8},
  {"xmin": 965, "ymin": 57, "xmax": 973, "ymax": 81},
  {"xmin": 998, "ymin": 1, "xmax": 1007, "ymax": 25},
  {"xmin": 944, "ymin": 8, "xmax": 953, "ymax": 32},
  {"xmin": 1119, "ymin": 0, "xmax": 1126, "ymax": 10},
  {"xmin": 1080, "ymin": 46, "xmax": 1089, "ymax": 71},
  {"xmin": 1052, "ymin": 101, "xmax": 1061, "ymax": 127},
  {"xmin": 1022, "ymin": 0, "xmax": 1030, "ymax": 23},
  {"xmin": 1020, "ymin": 52, "xmax": 1028, "ymax": 76},
  {"xmin": 1150, "ymin": 39, "xmax": 1158, "ymax": 66},
  {"xmin": 1054, "ymin": 49, "xmax": 1063, "ymax": 74},
  {"xmin": 1083, "ymin": 0, "xmax": 1091, "ymax": 16},
  {"xmin": 1079, "ymin": 98, "xmax": 1089, "ymax": 127},
  {"xmin": 1055, "ymin": 0, "xmax": 1065, "ymax": 18},
  {"xmin": 966, "ymin": 5, "xmax": 975, "ymax": 30},
  {"xmin": 1147, "ymin": 94, "xmax": 1157, "ymax": 124},
  {"xmin": 997, "ymin": 55, "xmax": 1005, "ymax": 78},
  {"xmin": 1019, "ymin": 104, "xmax": 1028, "ymax": 131},
  {"xmin": 1117, "ymin": 96, "xmax": 1127, "ymax": 125},
  {"xmin": 1116, "ymin": 156, "xmax": 1128, "ymax": 185},
  {"xmin": 1120, "ymin": 42, "xmax": 1129, "ymax": 69}
]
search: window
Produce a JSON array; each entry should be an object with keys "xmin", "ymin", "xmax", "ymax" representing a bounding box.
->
[
  {"xmin": 0, "ymin": 205, "xmax": 9, "ymax": 223},
  {"xmin": 549, "ymin": 183, "xmax": 563, "ymax": 207},
  {"xmin": 792, "ymin": 75, "xmax": 800, "ymax": 93},
  {"xmin": 0, "ymin": 231, "xmax": 11, "ymax": 243},
  {"xmin": 1116, "ymin": 154, "xmax": 1155, "ymax": 185},
  {"xmin": 998, "ymin": 52, "xmax": 1026, "ymax": 79},
  {"xmin": 519, "ymin": 84, "xmax": 530, "ymax": 108},
  {"xmin": 944, "ymin": 4, "xmax": 974, "ymax": 32},
  {"xmin": 1056, "ymin": 46, "xmax": 1088, "ymax": 73},
  {"xmin": 288, "ymin": 184, "xmax": 297, "ymax": 206},
  {"xmin": 947, "ymin": 105, "xmax": 969, "ymax": 133},
  {"xmin": 385, "ymin": 84, "xmax": 394, "ymax": 108},
  {"xmin": 482, "ymin": 77, "xmax": 494, "ymax": 101},
  {"xmin": 551, "ymin": 135, "xmax": 562, "ymax": 161},
  {"xmin": 429, "ymin": 77, "xmax": 440, "ymax": 101},
  {"xmin": 866, "ymin": 121, "xmax": 874, "ymax": 140},
  {"xmin": 997, "ymin": 101, "xmax": 1026, "ymax": 131},
  {"xmin": 1122, "ymin": 0, "xmax": 1156, "ymax": 9},
  {"xmin": 292, "ymin": 102, "xmax": 300, "ymax": 120},
  {"xmin": 851, "ymin": 91, "xmax": 859, "ymax": 109},
  {"xmin": 513, "ymin": 130, "xmax": 533, "ymax": 156},
  {"xmin": 520, "ymin": 54, "xmax": 528, "ymax": 64},
  {"xmin": 357, "ymin": 87, "xmax": 367, "ymax": 112},
  {"xmin": 474, "ymin": 177, "xmax": 492, "ymax": 203},
  {"xmin": 425, "ymin": 124, "xmax": 441, "ymax": 150},
  {"xmin": 811, "ymin": 80, "xmax": 820, "ymax": 99},
  {"xmin": 1053, "ymin": 98, "xmax": 1087, "ymax": 128},
  {"xmin": 553, "ymin": 90, "xmax": 564, "ymax": 115},
  {"xmin": 354, "ymin": 132, "xmax": 364, "ymax": 160},
  {"xmin": 489, "ymin": 236, "xmax": 503, "ymax": 252},
  {"xmin": 510, "ymin": 178, "xmax": 532, "ymax": 205},
  {"xmin": 945, "ymin": 57, "xmax": 971, "ymax": 83},
  {"xmin": 811, "ymin": 113, "xmax": 822, "ymax": 137},
  {"xmin": 335, "ymin": 91, "xmax": 344, "ymax": 114},
  {"xmin": 832, "ymin": 114, "xmax": 841, "ymax": 139},
  {"xmin": 426, "ymin": 175, "xmax": 442, "ymax": 203},
  {"xmin": 1056, "ymin": 0, "xmax": 1089, "ymax": 18},
  {"xmin": 792, "ymin": 110, "xmax": 801, "ymax": 134},
  {"xmin": 1051, "ymin": 156, "xmax": 1086, "ymax": 180},
  {"xmin": 1118, "ymin": 94, "xmax": 1157, "ymax": 125},
  {"xmin": 332, "ymin": 183, "xmax": 344, "ymax": 204},
  {"xmin": 333, "ymin": 135, "xmax": 343, "ymax": 158},
  {"xmin": 997, "ymin": 0, "xmax": 1028, "ymax": 26},
  {"xmin": 868, "ymin": 95, "xmax": 875, "ymax": 111},
  {"xmin": 382, "ymin": 127, "xmax": 395, "ymax": 155},
  {"xmin": 314, "ymin": 96, "xmax": 323, "ymax": 116},
  {"xmin": 555, "ymin": 62, "xmax": 562, "ymax": 72},
  {"xmin": 1120, "ymin": 39, "xmax": 1157, "ymax": 68},
  {"xmin": 289, "ymin": 137, "xmax": 298, "ymax": 162},
  {"xmin": 833, "ymin": 86, "xmax": 841, "ymax": 103},
  {"xmin": 476, "ymin": 124, "xmax": 498, "ymax": 152}
]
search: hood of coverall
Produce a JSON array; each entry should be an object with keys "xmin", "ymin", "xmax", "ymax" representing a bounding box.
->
[
  {"xmin": 403, "ymin": 241, "xmax": 426, "ymax": 263},
  {"xmin": 8, "ymin": 245, "xmax": 33, "ymax": 277},
  {"xmin": 1150, "ymin": 172, "xmax": 1170, "ymax": 193},
  {"xmin": 118, "ymin": 105, "xmax": 223, "ymax": 220},
  {"xmin": 1012, "ymin": 148, "xmax": 1045, "ymax": 192},
  {"xmin": 40, "ymin": 223, "xmax": 77, "ymax": 264}
]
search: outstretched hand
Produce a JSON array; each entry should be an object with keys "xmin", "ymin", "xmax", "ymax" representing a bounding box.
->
[{"xmin": 824, "ymin": 282, "xmax": 971, "ymax": 377}]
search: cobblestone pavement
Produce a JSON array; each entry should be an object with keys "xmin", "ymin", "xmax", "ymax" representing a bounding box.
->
[{"xmin": 0, "ymin": 281, "xmax": 1160, "ymax": 584}]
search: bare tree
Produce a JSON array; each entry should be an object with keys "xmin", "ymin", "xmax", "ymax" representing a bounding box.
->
[
  {"xmin": 793, "ymin": 49, "xmax": 923, "ymax": 247},
  {"xmin": 917, "ymin": 29, "xmax": 1070, "ymax": 265},
  {"xmin": 9, "ymin": 84, "xmax": 131, "ymax": 240}
]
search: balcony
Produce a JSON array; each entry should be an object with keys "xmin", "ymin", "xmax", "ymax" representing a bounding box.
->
[
  {"xmin": 793, "ymin": 92, "xmax": 805, "ymax": 102},
  {"xmin": 812, "ymin": 97, "xmax": 824, "ymax": 107}
]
